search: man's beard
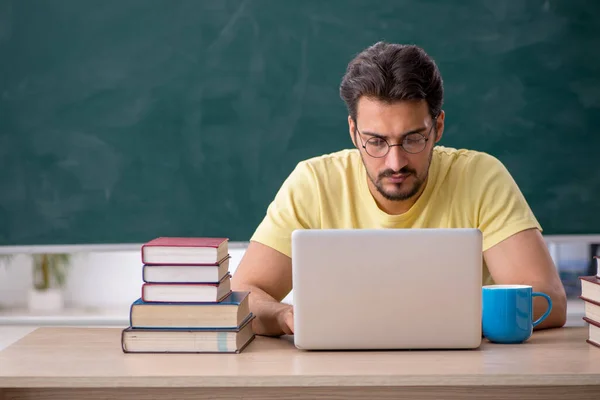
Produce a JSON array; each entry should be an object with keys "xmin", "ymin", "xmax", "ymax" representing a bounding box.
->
[
  {"xmin": 373, "ymin": 167, "xmax": 423, "ymax": 201},
  {"xmin": 362, "ymin": 148, "xmax": 433, "ymax": 202}
]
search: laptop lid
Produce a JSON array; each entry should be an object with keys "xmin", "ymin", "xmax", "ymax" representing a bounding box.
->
[{"xmin": 291, "ymin": 228, "xmax": 482, "ymax": 350}]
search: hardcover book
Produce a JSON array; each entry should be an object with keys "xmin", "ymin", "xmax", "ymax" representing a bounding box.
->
[
  {"xmin": 141, "ymin": 273, "xmax": 231, "ymax": 303},
  {"xmin": 142, "ymin": 256, "xmax": 231, "ymax": 283},
  {"xmin": 130, "ymin": 291, "xmax": 251, "ymax": 328},
  {"xmin": 141, "ymin": 237, "xmax": 229, "ymax": 265},
  {"xmin": 580, "ymin": 296, "xmax": 600, "ymax": 324},
  {"xmin": 583, "ymin": 317, "xmax": 600, "ymax": 349},
  {"xmin": 579, "ymin": 276, "xmax": 600, "ymax": 304},
  {"xmin": 122, "ymin": 314, "xmax": 255, "ymax": 353}
]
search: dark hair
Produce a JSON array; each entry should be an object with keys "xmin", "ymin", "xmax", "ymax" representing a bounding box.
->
[{"xmin": 339, "ymin": 42, "xmax": 443, "ymax": 122}]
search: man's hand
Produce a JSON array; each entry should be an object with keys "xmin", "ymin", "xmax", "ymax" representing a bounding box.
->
[
  {"xmin": 231, "ymin": 241, "xmax": 294, "ymax": 336},
  {"xmin": 484, "ymin": 228, "xmax": 567, "ymax": 330},
  {"xmin": 276, "ymin": 304, "xmax": 294, "ymax": 335}
]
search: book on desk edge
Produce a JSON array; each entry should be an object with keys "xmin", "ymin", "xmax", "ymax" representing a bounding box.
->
[
  {"xmin": 583, "ymin": 317, "xmax": 600, "ymax": 349},
  {"xmin": 121, "ymin": 314, "xmax": 255, "ymax": 354}
]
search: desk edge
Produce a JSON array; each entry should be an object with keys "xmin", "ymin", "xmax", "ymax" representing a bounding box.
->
[{"xmin": 1, "ymin": 374, "xmax": 600, "ymax": 388}]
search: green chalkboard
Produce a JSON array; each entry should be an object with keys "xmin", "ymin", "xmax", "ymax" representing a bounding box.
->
[{"xmin": 1, "ymin": 0, "xmax": 599, "ymax": 245}]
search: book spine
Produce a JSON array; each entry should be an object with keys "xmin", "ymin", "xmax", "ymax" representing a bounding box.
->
[
  {"xmin": 586, "ymin": 339, "xmax": 600, "ymax": 349},
  {"xmin": 129, "ymin": 302, "xmax": 135, "ymax": 326},
  {"xmin": 121, "ymin": 328, "xmax": 129, "ymax": 353},
  {"xmin": 140, "ymin": 245, "xmax": 146, "ymax": 264}
]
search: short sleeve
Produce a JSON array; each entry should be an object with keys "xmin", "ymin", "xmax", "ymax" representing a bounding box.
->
[
  {"xmin": 471, "ymin": 153, "xmax": 542, "ymax": 251},
  {"xmin": 250, "ymin": 161, "xmax": 321, "ymax": 257}
]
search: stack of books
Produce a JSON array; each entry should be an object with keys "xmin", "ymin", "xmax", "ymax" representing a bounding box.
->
[
  {"xmin": 580, "ymin": 256, "xmax": 600, "ymax": 349},
  {"xmin": 121, "ymin": 237, "xmax": 255, "ymax": 354}
]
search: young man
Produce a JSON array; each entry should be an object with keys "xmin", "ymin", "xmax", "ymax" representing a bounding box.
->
[{"xmin": 231, "ymin": 42, "xmax": 567, "ymax": 336}]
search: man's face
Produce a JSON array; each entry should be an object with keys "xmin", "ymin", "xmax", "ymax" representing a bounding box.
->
[{"xmin": 349, "ymin": 97, "xmax": 444, "ymax": 203}]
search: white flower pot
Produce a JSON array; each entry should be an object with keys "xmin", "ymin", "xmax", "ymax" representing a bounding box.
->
[{"xmin": 28, "ymin": 288, "xmax": 64, "ymax": 313}]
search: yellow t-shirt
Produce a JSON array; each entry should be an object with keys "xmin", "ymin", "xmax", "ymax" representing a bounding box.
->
[{"xmin": 251, "ymin": 146, "xmax": 541, "ymax": 285}]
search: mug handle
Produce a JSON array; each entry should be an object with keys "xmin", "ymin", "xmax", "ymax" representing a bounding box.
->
[{"xmin": 532, "ymin": 292, "xmax": 553, "ymax": 327}]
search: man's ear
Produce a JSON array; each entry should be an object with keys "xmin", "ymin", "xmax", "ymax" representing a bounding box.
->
[
  {"xmin": 348, "ymin": 115, "xmax": 358, "ymax": 148},
  {"xmin": 434, "ymin": 110, "xmax": 445, "ymax": 143}
]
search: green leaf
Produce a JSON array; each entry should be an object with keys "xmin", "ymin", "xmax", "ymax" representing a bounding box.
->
[{"xmin": 32, "ymin": 253, "xmax": 71, "ymax": 289}]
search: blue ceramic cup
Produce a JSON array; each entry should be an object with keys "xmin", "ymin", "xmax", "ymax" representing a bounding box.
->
[{"xmin": 482, "ymin": 285, "xmax": 552, "ymax": 344}]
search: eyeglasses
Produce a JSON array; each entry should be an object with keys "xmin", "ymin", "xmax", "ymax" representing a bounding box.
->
[{"xmin": 355, "ymin": 119, "xmax": 436, "ymax": 157}]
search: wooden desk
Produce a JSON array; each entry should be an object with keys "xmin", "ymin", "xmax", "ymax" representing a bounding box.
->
[{"xmin": 0, "ymin": 326, "xmax": 599, "ymax": 400}]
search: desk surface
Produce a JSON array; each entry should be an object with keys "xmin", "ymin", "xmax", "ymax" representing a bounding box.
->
[{"xmin": 0, "ymin": 326, "xmax": 599, "ymax": 389}]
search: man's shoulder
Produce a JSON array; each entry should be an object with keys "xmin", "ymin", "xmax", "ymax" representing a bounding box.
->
[
  {"xmin": 299, "ymin": 148, "xmax": 361, "ymax": 176},
  {"xmin": 302, "ymin": 148, "xmax": 360, "ymax": 165},
  {"xmin": 433, "ymin": 146, "xmax": 514, "ymax": 199},
  {"xmin": 434, "ymin": 145, "xmax": 504, "ymax": 172},
  {"xmin": 434, "ymin": 145, "xmax": 491, "ymax": 162}
]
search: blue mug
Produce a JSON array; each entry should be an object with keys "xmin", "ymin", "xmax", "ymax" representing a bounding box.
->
[{"xmin": 482, "ymin": 285, "xmax": 552, "ymax": 344}]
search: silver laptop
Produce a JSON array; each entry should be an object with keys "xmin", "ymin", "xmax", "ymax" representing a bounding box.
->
[{"xmin": 291, "ymin": 228, "xmax": 483, "ymax": 350}]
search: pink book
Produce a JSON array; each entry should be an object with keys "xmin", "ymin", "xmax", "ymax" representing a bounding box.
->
[
  {"xmin": 579, "ymin": 276, "xmax": 600, "ymax": 305},
  {"xmin": 142, "ymin": 256, "xmax": 231, "ymax": 284},
  {"xmin": 583, "ymin": 317, "xmax": 600, "ymax": 349},
  {"xmin": 141, "ymin": 237, "xmax": 229, "ymax": 265},
  {"xmin": 142, "ymin": 273, "xmax": 232, "ymax": 303}
]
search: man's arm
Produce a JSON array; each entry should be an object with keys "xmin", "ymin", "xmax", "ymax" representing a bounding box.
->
[
  {"xmin": 231, "ymin": 241, "xmax": 294, "ymax": 337},
  {"xmin": 230, "ymin": 161, "xmax": 320, "ymax": 336},
  {"xmin": 483, "ymin": 228, "xmax": 567, "ymax": 330}
]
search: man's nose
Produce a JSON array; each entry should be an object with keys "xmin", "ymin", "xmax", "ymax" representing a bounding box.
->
[{"xmin": 385, "ymin": 145, "xmax": 408, "ymax": 172}]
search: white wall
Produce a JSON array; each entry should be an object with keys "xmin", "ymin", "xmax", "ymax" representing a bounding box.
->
[
  {"xmin": 0, "ymin": 240, "xmax": 597, "ymax": 314},
  {"xmin": 0, "ymin": 246, "xmax": 294, "ymax": 311}
]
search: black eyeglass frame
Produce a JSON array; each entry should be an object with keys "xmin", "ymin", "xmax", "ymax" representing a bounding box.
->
[{"xmin": 354, "ymin": 116, "xmax": 438, "ymax": 157}]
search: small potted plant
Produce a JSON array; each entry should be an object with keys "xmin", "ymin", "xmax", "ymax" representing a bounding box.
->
[{"xmin": 28, "ymin": 253, "xmax": 71, "ymax": 312}]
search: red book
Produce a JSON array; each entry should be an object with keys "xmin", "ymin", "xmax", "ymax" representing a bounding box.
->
[
  {"xmin": 142, "ymin": 274, "xmax": 232, "ymax": 303},
  {"xmin": 142, "ymin": 256, "xmax": 231, "ymax": 284},
  {"xmin": 583, "ymin": 317, "xmax": 600, "ymax": 349},
  {"xmin": 141, "ymin": 237, "xmax": 229, "ymax": 265},
  {"xmin": 580, "ymin": 296, "xmax": 600, "ymax": 330},
  {"xmin": 579, "ymin": 276, "xmax": 600, "ymax": 305}
]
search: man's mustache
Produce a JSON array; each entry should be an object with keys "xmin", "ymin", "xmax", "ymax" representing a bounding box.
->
[{"xmin": 378, "ymin": 168, "xmax": 416, "ymax": 179}]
